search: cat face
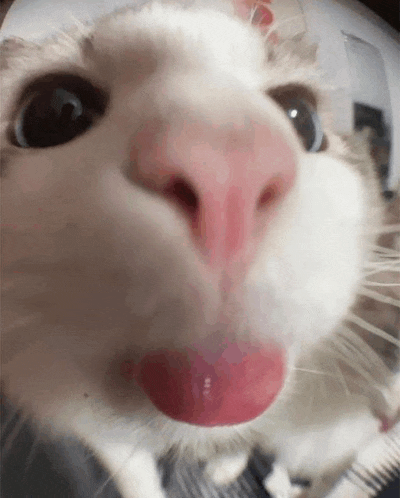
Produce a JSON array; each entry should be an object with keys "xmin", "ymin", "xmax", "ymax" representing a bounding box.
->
[{"xmin": 1, "ymin": 2, "xmax": 380, "ymax": 434}]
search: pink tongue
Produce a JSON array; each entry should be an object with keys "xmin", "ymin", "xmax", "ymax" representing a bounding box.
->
[{"xmin": 130, "ymin": 342, "xmax": 285, "ymax": 426}]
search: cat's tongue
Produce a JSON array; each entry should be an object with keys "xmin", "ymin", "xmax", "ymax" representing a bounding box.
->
[{"xmin": 130, "ymin": 342, "xmax": 285, "ymax": 426}]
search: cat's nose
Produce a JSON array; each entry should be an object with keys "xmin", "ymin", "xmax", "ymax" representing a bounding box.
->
[{"xmin": 131, "ymin": 119, "xmax": 296, "ymax": 269}]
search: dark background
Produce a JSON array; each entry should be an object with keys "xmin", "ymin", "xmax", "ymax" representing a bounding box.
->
[{"xmin": 359, "ymin": 0, "xmax": 399, "ymax": 30}]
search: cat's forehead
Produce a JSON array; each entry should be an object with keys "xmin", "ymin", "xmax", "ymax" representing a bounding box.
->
[
  {"xmin": 84, "ymin": 4, "xmax": 267, "ymax": 89},
  {"xmin": 1, "ymin": 3, "xmax": 320, "ymax": 100}
]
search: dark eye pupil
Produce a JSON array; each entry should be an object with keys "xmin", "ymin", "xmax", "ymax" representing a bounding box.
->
[
  {"xmin": 270, "ymin": 91, "xmax": 325, "ymax": 153},
  {"xmin": 13, "ymin": 76, "xmax": 107, "ymax": 149},
  {"xmin": 16, "ymin": 89, "xmax": 88, "ymax": 148},
  {"xmin": 284, "ymin": 99, "xmax": 323, "ymax": 152}
]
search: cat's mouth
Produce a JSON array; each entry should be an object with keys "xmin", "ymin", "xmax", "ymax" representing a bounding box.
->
[{"xmin": 120, "ymin": 340, "xmax": 285, "ymax": 426}]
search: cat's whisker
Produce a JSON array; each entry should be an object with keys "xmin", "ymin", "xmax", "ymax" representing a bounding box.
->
[
  {"xmin": 331, "ymin": 326, "xmax": 394, "ymax": 364},
  {"xmin": 364, "ymin": 259, "xmax": 399, "ymax": 267},
  {"xmin": 368, "ymin": 249, "xmax": 399, "ymax": 260},
  {"xmin": 358, "ymin": 287, "xmax": 400, "ymax": 307},
  {"xmin": 331, "ymin": 358, "xmax": 352, "ymax": 397},
  {"xmin": 64, "ymin": 12, "xmax": 91, "ymax": 36},
  {"xmin": 1, "ymin": 407, "xmax": 32, "ymax": 458},
  {"xmin": 326, "ymin": 348, "xmax": 389, "ymax": 387},
  {"xmin": 346, "ymin": 313, "xmax": 400, "ymax": 347},
  {"xmin": 362, "ymin": 281, "xmax": 400, "ymax": 288},
  {"xmin": 22, "ymin": 429, "xmax": 45, "ymax": 477},
  {"xmin": 362, "ymin": 273, "xmax": 400, "ymax": 282},
  {"xmin": 372, "ymin": 223, "xmax": 400, "ymax": 235},
  {"xmin": 91, "ymin": 421, "xmax": 153, "ymax": 497},
  {"xmin": 365, "ymin": 259, "xmax": 400, "ymax": 269},
  {"xmin": 369, "ymin": 246, "xmax": 400, "ymax": 257},
  {"xmin": 93, "ymin": 468, "xmax": 123, "ymax": 497},
  {"xmin": 372, "ymin": 251, "xmax": 400, "ymax": 259},
  {"xmin": 363, "ymin": 268, "xmax": 400, "ymax": 276},
  {"xmin": 264, "ymin": 14, "xmax": 307, "ymax": 37},
  {"xmin": 290, "ymin": 367, "xmax": 337, "ymax": 377},
  {"xmin": 366, "ymin": 252, "xmax": 400, "ymax": 261}
]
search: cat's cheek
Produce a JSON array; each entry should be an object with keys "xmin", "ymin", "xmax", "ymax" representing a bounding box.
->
[{"xmin": 13, "ymin": 155, "xmax": 55, "ymax": 194}]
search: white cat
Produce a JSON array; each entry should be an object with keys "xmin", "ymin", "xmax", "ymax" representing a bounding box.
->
[{"xmin": 1, "ymin": 1, "xmax": 399, "ymax": 497}]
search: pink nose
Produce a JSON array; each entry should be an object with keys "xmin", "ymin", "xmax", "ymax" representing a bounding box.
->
[
  {"xmin": 132, "ymin": 119, "xmax": 296, "ymax": 271},
  {"xmin": 128, "ymin": 119, "xmax": 295, "ymax": 426}
]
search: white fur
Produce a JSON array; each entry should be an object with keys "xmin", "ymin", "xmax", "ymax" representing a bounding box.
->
[
  {"xmin": 263, "ymin": 463, "xmax": 293, "ymax": 498},
  {"xmin": 1, "ymin": 2, "xmax": 398, "ymax": 498},
  {"xmin": 204, "ymin": 452, "xmax": 249, "ymax": 485}
]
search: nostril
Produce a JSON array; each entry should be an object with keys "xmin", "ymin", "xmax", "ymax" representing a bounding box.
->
[
  {"xmin": 257, "ymin": 177, "xmax": 283, "ymax": 211},
  {"xmin": 164, "ymin": 177, "xmax": 199, "ymax": 218}
]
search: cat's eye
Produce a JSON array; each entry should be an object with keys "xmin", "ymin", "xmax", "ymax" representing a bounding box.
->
[
  {"xmin": 11, "ymin": 75, "xmax": 108, "ymax": 148},
  {"xmin": 270, "ymin": 90, "xmax": 325, "ymax": 152}
]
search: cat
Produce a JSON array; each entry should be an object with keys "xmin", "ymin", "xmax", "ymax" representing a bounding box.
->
[{"xmin": 1, "ymin": 1, "xmax": 399, "ymax": 497}]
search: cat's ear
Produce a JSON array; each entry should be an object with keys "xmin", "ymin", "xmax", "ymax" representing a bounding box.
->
[
  {"xmin": 233, "ymin": 0, "xmax": 274, "ymax": 29},
  {"xmin": 0, "ymin": 37, "xmax": 39, "ymax": 70},
  {"xmin": 267, "ymin": 33, "xmax": 318, "ymax": 65},
  {"xmin": 282, "ymin": 33, "xmax": 319, "ymax": 62}
]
